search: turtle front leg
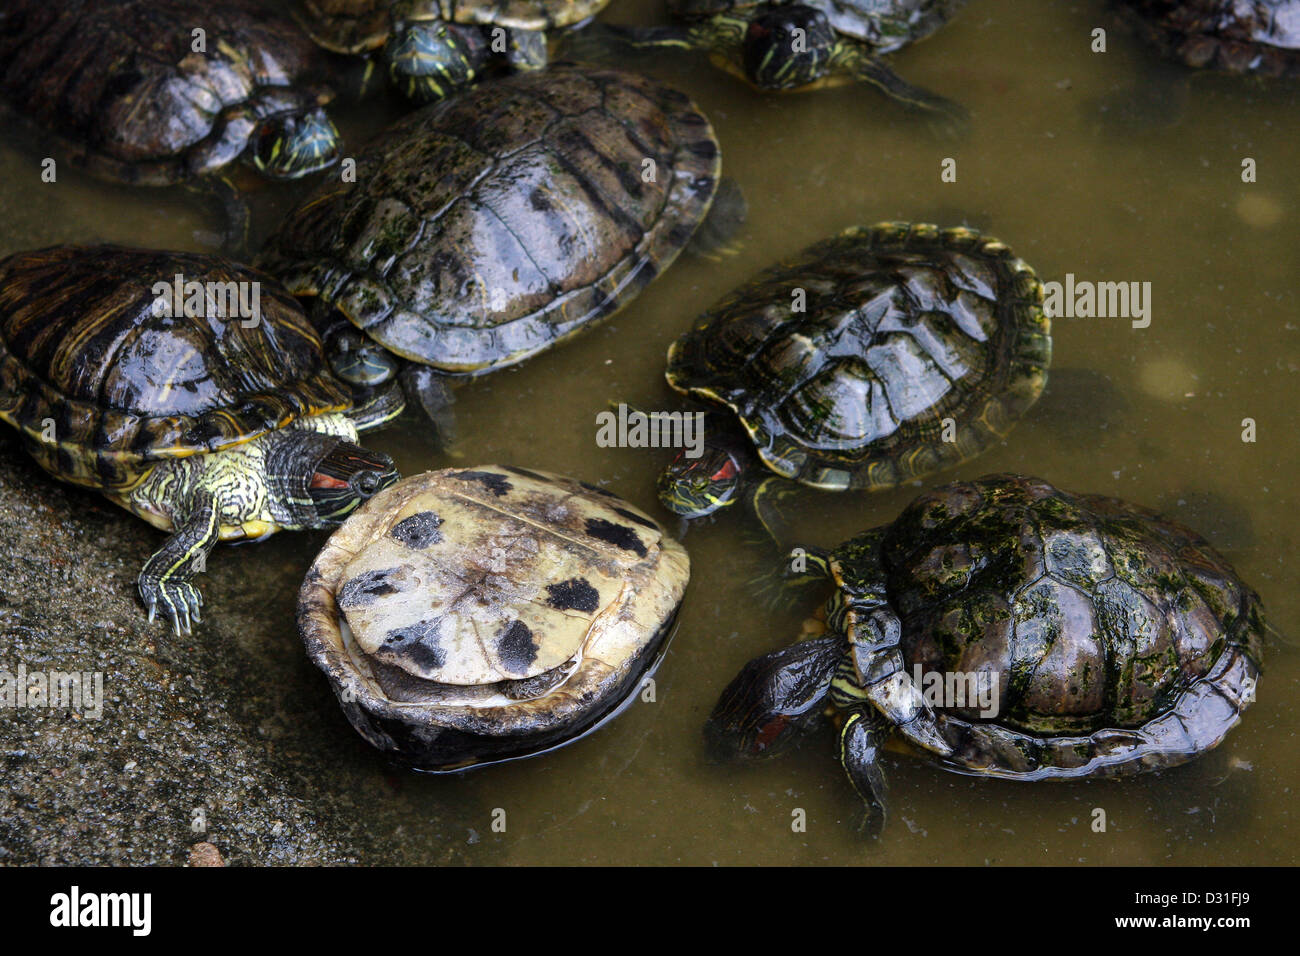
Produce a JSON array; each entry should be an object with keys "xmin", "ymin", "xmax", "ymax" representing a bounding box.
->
[
  {"xmin": 138, "ymin": 496, "xmax": 219, "ymax": 636},
  {"xmin": 400, "ymin": 364, "xmax": 457, "ymax": 446},
  {"xmin": 839, "ymin": 708, "xmax": 893, "ymax": 838},
  {"xmin": 830, "ymin": 45, "xmax": 970, "ymax": 140}
]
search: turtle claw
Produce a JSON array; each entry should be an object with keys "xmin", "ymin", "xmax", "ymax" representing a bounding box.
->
[{"xmin": 138, "ymin": 577, "xmax": 204, "ymax": 636}]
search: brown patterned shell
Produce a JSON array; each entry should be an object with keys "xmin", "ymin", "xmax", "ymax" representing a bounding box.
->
[
  {"xmin": 297, "ymin": 0, "xmax": 611, "ymax": 53},
  {"xmin": 666, "ymin": 223, "xmax": 1051, "ymax": 492},
  {"xmin": 1119, "ymin": 0, "xmax": 1300, "ymax": 76},
  {"xmin": 0, "ymin": 245, "xmax": 350, "ymax": 490},
  {"xmin": 258, "ymin": 65, "xmax": 720, "ymax": 375},
  {"xmin": 0, "ymin": 0, "xmax": 332, "ymax": 185},
  {"xmin": 298, "ymin": 465, "xmax": 690, "ymax": 770}
]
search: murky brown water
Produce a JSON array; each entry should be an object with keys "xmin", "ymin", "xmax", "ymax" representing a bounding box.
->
[{"xmin": 1, "ymin": 0, "xmax": 1296, "ymax": 864}]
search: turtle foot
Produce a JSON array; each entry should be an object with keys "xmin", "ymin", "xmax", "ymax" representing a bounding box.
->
[{"xmin": 139, "ymin": 575, "xmax": 204, "ymax": 636}]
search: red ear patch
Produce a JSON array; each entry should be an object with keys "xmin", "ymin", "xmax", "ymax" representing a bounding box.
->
[
  {"xmin": 753, "ymin": 715, "xmax": 789, "ymax": 752},
  {"xmin": 710, "ymin": 458, "xmax": 740, "ymax": 483},
  {"xmin": 310, "ymin": 474, "xmax": 349, "ymax": 489}
]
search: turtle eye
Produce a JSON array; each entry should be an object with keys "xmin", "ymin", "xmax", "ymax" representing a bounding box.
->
[{"xmin": 356, "ymin": 471, "xmax": 383, "ymax": 496}]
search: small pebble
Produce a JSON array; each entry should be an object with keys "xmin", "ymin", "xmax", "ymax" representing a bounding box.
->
[{"xmin": 188, "ymin": 842, "xmax": 225, "ymax": 867}]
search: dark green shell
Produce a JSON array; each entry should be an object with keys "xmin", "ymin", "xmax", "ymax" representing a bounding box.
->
[
  {"xmin": 1119, "ymin": 0, "xmax": 1300, "ymax": 75},
  {"xmin": 834, "ymin": 475, "xmax": 1263, "ymax": 771},
  {"xmin": 259, "ymin": 65, "xmax": 720, "ymax": 375},
  {"xmin": 667, "ymin": 0, "xmax": 970, "ymax": 51},
  {"xmin": 298, "ymin": 0, "xmax": 610, "ymax": 53},
  {"xmin": 0, "ymin": 245, "xmax": 350, "ymax": 490},
  {"xmin": 0, "ymin": 0, "xmax": 331, "ymax": 184},
  {"xmin": 666, "ymin": 223, "xmax": 1050, "ymax": 492}
]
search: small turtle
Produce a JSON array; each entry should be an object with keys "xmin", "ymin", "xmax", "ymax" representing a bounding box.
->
[
  {"xmin": 258, "ymin": 65, "xmax": 726, "ymax": 439},
  {"xmin": 0, "ymin": 0, "xmax": 342, "ymax": 246},
  {"xmin": 0, "ymin": 245, "xmax": 402, "ymax": 635},
  {"xmin": 656, "ymin": 223, "xmax": 1051, "ymax": 522},
  {"xmin": 706, "ymin": 475, "xmax": 1265, "ymax": 833},
  {"xmin": 298, "ymin": 465, "xmax": 689, "ymax": 770},
  {"xmin": 1117, "ymin": 0, "xmax": 1300, "ymax": 76},
  {"xmin": 568, "ymin": 0, "xmax": 971, "ymax": 132},
  {"xmin": 293, "ymin": 0, "xmax": 612, "ymax": 101}
]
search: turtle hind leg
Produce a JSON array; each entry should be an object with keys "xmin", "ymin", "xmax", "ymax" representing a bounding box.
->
[
  {"xmin": 183, "ymin": 176, "xmax": 251, "ymax": 258},
  {"xmin": 687, "ymin": 177, "xmax": 748, "ymax": 260},
  {"xmin": 137, "ymin": 496, "xmax": 220, "ymax": 636},
  {"xmin": 840, "ymin": 708, "xmax": 893, "ymax": 838},
  {"xmin": 833, "ymin": 46, "xmax": 970, "ymax": 141}
]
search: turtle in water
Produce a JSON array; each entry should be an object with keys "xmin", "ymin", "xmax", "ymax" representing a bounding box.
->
[
  {"xmin": 706, "ymin": 475, "xmax": 1265, "ymax": 834},
  {"xmin": 258, "ymin": 64, "xmax": 727, "ymax": 440},
  {"xmin": 567, "ymin": 0, "xmax": 971, "ymax": 133},
  {"xmin": 0, "ymin": 245, "xmax": 402, "ymax": 635},
  {"xmin": 656, "ymin": 223, "xmax": 1051, "ymax": 525},
  {"xmin": 1117, "ymin": 0, "xmax": 1300, "ymax": 76},
  {"xmin": 298, "ymin": 465, "xmax": 689, "ymax": 770},
  {"xmin": 293, "ymin": 0, "xmax": 612, "ymax": 101},
  {"xmin": 0, "ymin": 0, "xmax": 342, "ymax": 247}
]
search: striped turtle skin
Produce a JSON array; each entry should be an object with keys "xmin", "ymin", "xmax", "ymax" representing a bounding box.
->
[
  {"xmin": 299, "ymin": 465, "xmax": 689, "ymax": 771},
  {"xmin": 0, "ymin": 0, "xmax": 340, "ymax": 185},
  {"xmin": 706, "ymin": 475, "xmax": 1265, "ymax": 833},
  {"xmin": 0, "ymin": 245, "xmax": 350, "ymax": 490},
  {"xmin": 666, "ymin": 223, "xmax": 1051, "ymax": 495},
  {"xmin": 259, "ymin": 64, "xmax": 720, "ymax": 378},
  {"xmin": 1117, "ymin": 0, "xmax": 1300, "ymax": 76}
]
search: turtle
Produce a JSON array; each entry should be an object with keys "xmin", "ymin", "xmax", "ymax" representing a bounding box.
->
[
  {"xmin": 298, "ymin": 464, "xmax": 690, "ymax": 770},
  {"xmin": 0, "ymin": 245, "xmax": 403, "ymax": 635},
  {"xmin": 292, "ymin": 0, "xmax": 612, "ymax": 102},
  {"xmin": 655, "ymin": 223, "xmax": 1051, "ymax": 525},
  {"xmin": 1116, "ymin": 0, "xmax": 1300, "ymax": 76},
  {"xmin": 705, "ymin": 474, "xmax": 1266, "ymax": 834},
  {"xmin": 565, "ymin": 0, "xmax": 971, "ymax": 133},
  {"xmin": 258, "ymin": 64, "xmax": 725, "ymax": 440},
  {"xmin": 0, "ymin": 0, "xmax": 343, "ymax": 247}
]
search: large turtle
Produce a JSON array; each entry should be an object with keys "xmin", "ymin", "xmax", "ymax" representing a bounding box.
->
[
  {"xmin": 656, "ymin": 223, "xmax": 1051, "ymax": 522},
  {"xmin": 706, "ymin": 474, "xmax": 1265, "ymax": 834},
  {"xmin": 258, "ymin": 64, "xmax": 724, "ymax": 439},
  {"xmin": 293, "ymin": 0, "xmax": 612, "ymax": 101},
  {"xmin": 567, "ymin": 0, "xmax": 971, "ymax": 132},
  {"xmin": 1117, "ymin": 0, "xmax": 1300, "ymax": 75},
  {"xmin": 0, "ymin": 245, "xmax": 401, "ymax": 635},
  {"xmin": 298, "ymin": 465, "xmax": 689, "ymax": 770},
  {"xmin": 0, "ymin": 0, "xmax": 342, "ymax": 246}
]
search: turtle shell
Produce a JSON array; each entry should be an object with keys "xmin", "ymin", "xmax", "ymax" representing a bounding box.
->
[
  {"xmin": 0, "ymin": 0, "xmax": 333, "ymax": 185},
  {"xmin": 0, "ymin": 245, "xmax": 350, "ymax": 490},
  {"xmin": 298, "ymin": 465, "xmax": 690, "ymax": 770},
  {"xmin": 258, "ymin": 64, "xmax": 720, "ymax": 375},
  {"xmin": 833, "ymin": 475, "xmax": 1263, "ymax": 773},
  {"xmin": 1119, "ymin": 0, "xmax": 1300, "ymax": 76},
  {"xmin": 666, "ymin": 223, "xmax": 1051, "ymax": 492},
  {"xmin": 666, "ymin": 0, "xmax": 971, "ymax": 52},
  {"xmin": 298, "ymin": 0, "xmax": 612, "ymax": 54}
]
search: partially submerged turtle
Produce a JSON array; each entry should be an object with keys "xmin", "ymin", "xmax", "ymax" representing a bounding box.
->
[
  {"xmin": 569, "ymin": 0, "xmax": 971, "ymax": 131},
  {"xmin": 259, "ymin": 65, "xmax": 724, "ymax": 439},
  {"xmin": 299, "ymin": 465, "xmax": 689, "ymax": 770},
  {"xmin": 0, "ymin": 245, "xmax": 401, "ymax": 635},
  {"xmin": 0, "ymin": 0, "xmax": 342, "ymax": 245},
  {"xmin": 293, "ymin": 0, "xmax": 612, "ymax": 101},
  {"xmin": 1117, "ymin": 0, "xmax": 1300, "ymax": 76},
  {"xmin": 706, "ymin": 474, "xmax": 1265, "ymax": 833},
  {"xmin": 657, "ymin": 223, "xmax": 1051, "ymax": 521}
]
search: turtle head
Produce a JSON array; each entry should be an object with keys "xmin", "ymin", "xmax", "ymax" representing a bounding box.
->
[
  {"xmin": 741, "ymin": 4, "xmax": 836, "ymax": 90},
  {"xmin": 657, "ymin": 445, "xmax": 745, "ymax": 518},
  {"xmin": 327, "ymin": 327, "xmax": 401, "ymax": 389},
  {"xmin": 249, "ymin": 108, "xmax": 340, "ymax": 179},
  {"xmin": 266, "ymin": 430, "xmax": 398, "ymax": 527},
  {"xmin": 384, "ymin": 21, "xmax": 484, "ymax": 103}
]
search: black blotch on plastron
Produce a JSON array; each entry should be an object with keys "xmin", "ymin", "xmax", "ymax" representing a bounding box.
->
[
  {"xmin": 337, "ymin": 567, "xmax": 406, "ymax": 607},
  {"xmin": 578, "ymin": 479, "xmax": 619, "ymax": 498},
  {"xmin": 390, "ymin": 510, "xmax": 443, "ymax": 548},
  {"xmin": 612, "ymin": 505, "xmax": 659, "ymax": 531},
  {"xmin": 502, "ymin": 465, "xmax": 549, "ymax": 483},
  {"xmin": 546, "ymin": 577, "xmax": 601, "ymax": 613},
  {"xmin": 584, "ymin": 517, "xmax": 647, "ymax": 556},
  {"xmin": 496, "ymin": 620, "xmax": 538, "ymax": 674},
  {"xmin": 376, "ymin": 618, "xmax": 446, "ymax": 672},
  {"xmin": 453, "ymin": 470, "xmax": 512, "ymax": 496}
]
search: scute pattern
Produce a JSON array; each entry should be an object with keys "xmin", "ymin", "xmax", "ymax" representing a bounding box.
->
[
  {"xmin": 667, "ymin": 223, "xmax": 1050, "ymax": 491},
  {"xmin": 0, "ymin": 245, "xmax": 351, "ymax": 489},
  {"xmin": 259, "ymin": 65, "xmax": 720, "ymax": 374}
]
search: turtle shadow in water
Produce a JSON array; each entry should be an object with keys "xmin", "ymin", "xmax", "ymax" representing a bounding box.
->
[{"xmin": 1032, "ymin": 366, "xmax": 1131, "ymax": 437}]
